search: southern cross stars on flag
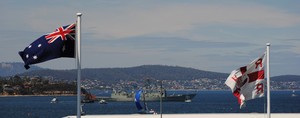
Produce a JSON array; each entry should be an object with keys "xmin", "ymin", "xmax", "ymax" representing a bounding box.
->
[{"xmin": 19, "ymin": 23, "xmax": 76, "ymax": 69}]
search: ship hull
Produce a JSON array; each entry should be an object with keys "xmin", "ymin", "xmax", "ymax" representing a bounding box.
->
[{"xmin": 98, "ymin": 93, "xmax": 196, "ymax": 102}]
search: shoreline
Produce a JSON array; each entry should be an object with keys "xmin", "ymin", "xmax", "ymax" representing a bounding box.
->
[
  {"xmin": 0, "ymin": 94, "xmax": 76, "ymax": 97},
  {"xmin": 1, "ymin": 89, "xmax": 298, "ymax": 97}
]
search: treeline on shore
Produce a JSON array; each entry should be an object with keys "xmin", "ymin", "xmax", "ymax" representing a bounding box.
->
[{"xmin": 0, "ymin": 75, "xmax": 76, "ymax": 95}]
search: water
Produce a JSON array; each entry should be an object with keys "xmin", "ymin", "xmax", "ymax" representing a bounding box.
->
[{"xmin": 0, "ymin": 90, "xmax": 299, "ymax": 118}]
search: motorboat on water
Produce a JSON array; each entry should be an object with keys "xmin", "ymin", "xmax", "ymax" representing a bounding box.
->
[
  {"xmin": 81, "ymin": 89, "xmax": 96, "ymax": 103},
  {"xmin": 50, "ymin": 97, "xmax": 58, "ymax": 103},
  {"xmin": 99, "ymin": 99, "xmax": 107, "ymax": 104},
  {"xmin": 184, "ymin": 99, "xmax": 192, "ymax": 103},
  {"xmin": 292, "ymin": 90, "xmax": 297, "ymax": 97}
]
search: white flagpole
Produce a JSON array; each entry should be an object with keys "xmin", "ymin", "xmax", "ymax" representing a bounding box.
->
[
  {"xmin": 76, "ymin": 12, "xmax": 82, "ymax": 118},
  {"xmin": 160, "ymin": 80, "xmax": 163, "ymax": 118},
  {"xmin": 266, "ymin": 43, "xmax": 271, "ymax": 118}
]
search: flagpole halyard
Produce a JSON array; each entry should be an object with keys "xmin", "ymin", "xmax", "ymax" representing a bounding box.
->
[
  {"xmin": 266, "ymin": 43, "xmax": 271, "ymax": 118},
  {"xmin": 76, "ymin": 12, "xmax": 82, "ymax": 118}
]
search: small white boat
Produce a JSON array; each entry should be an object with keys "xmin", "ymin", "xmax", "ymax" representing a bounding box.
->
[
  {"xmin": 184, "ymin": 99, "xmax": 192, "ymax": 103},
  {"xmin": 99, "ymin": 99, "xmax": 107, "ymax": 104},
  {"xmin": 292, "ymin": 90, "xmax": 297, "ymax": 97},
  {"xmin": 50, "ymin": 97, "xmax": 58, "ymax": 103}
]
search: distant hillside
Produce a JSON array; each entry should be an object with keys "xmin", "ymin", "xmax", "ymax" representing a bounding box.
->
[
  {"xmin": 4, "ymin": 63, "xmax": 300, "ymax": 83},
  {"xmin": 0, "ymin": 62, "xmax": 43, "ymax": 77},
  {"xmin": 18, "ymin": 65, "xmax": 229, "ymax": 81},
  {"xmin": 271, "ymin": 75, "xmax": 300, "ymax": 82}
]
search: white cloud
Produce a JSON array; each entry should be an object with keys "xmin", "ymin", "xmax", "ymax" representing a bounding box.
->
[
  {"xmin": 84, "ymin": 3, "xmax": 300, "ymax": 39},
  {"xmin": 2, "ymin": 2, "xmax": 299, "ymax": 40},
  {"xmin": 1, "ymin": 1, "xmax": 300, "ymax": 75}
]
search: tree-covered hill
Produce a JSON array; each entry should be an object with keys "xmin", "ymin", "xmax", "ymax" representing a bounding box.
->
[
  {"xmin": 18, "ymin": 65, "xmax": 229, "ymax": 82},
  {"xmin": 2, "ymin": 62, "xmax": 300, "ymax": 83},
  {"xmin": 271, "ymin": 75, "xmax": 300, "ymax": 82}
]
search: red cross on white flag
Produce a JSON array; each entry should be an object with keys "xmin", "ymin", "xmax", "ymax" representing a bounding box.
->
[{"xmin": 225, "ymin": 52, "xmax": 266, "ymax": 108}]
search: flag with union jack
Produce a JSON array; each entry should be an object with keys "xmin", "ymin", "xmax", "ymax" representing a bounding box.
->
[
  {"xmin": 19, "ymin": 23, "xmax": 76, "ymax": 69},
  {"xmin": 225, "ymin": 52, "xmax": 266, "ymax": 108}
]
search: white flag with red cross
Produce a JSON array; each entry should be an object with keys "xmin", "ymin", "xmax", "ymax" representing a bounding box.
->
[{"xmin": 225, "ymin": 52, "xmax": 266, "ymax": 108}]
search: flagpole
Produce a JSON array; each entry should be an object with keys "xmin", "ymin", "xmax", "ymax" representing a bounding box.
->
[
  {"xmin": 160, "ymin": 80, "xmax": 163, "ymax": 118},
  {"xmin": 76, "ymin": 12, "xmax": 82, "ymax": 118},
  {"xmin": 266, "ymin": 43, "xmax": 271, "ymax": 118}
]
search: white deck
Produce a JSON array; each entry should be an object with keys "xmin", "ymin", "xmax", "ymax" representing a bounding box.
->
[{"xmin": 64, "ymin": 113, "xmax": 300, "ymax": 118}]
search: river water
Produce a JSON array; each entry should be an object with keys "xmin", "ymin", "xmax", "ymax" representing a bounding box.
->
[{"xmin": 0, "ymin": 90, "xmax": 299, "ymax": 118}]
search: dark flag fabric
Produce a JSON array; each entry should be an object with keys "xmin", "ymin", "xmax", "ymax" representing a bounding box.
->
[{"xmin": 19, "ymin": 23, "xmax": 76, "ymax": 69}]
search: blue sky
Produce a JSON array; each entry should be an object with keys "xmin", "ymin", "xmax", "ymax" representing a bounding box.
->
[{"xmin": 0, "ymin": 0, "xmax": 299, "ymax": 76}]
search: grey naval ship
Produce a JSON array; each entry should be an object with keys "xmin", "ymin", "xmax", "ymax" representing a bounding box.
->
[{"xmin": 99, "ymin": 89, "xmax": 196, "ymax": 102}]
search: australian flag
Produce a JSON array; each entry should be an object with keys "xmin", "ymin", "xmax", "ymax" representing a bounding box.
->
[{"xmin": 19, "ymin": 23, "xmax": 76, "ymax": 69}]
